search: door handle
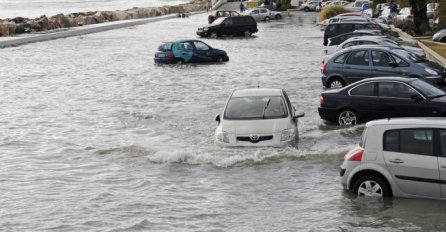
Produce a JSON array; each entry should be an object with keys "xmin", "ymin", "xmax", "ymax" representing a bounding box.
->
[
  {"xmin": 390, "ymin": 159, "xmax": 404, "ymax": 164},
  {"xmin": 441, "ymin": 166, "xmax": 446, "ymax": 169}
]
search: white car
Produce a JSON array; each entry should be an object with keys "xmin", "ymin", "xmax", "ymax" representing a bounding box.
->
[
  {"xmin": 341, "ymin": 118, "xmax": 446, "ymax": 199},
  {"xmin": 214, "ymin": 88, "xmax": 304, "ymax": 147},
  {"xmin": 243, "ymin": 8, "xmax": 281, "ymax": 21}
]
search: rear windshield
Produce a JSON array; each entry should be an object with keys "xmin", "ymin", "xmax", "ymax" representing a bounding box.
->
[
  {"xmin": 158, "ymin": 43, "xmax": 172, "ymax": 51},
  {"xmin": 224, "ymin": 96, "xmax": 288, "ymax": 120}
]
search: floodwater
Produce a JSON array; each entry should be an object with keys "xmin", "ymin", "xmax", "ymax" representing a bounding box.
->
[{"xmin": 1, "ymin": 12, "xmax": 446, "ymax": 231}]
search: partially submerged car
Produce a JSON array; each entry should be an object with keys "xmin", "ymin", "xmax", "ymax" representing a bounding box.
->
[
  {"xmin": 243, "ymin": 8, "xmax": 282, "ymax": 21},
  {"xmin": 196, "ymin": 16, "xmax": 258, "ymax": 38},
  {"xmin": 154, "ymin": 40, "xmax": 229, "ymax": 64},
  {"xmin": 215, "ymin": 88, "xmax": 304, "ymax": 147},
  {"xmin": 208, "ymin": 10, "xmax": 240, "ymax": 24}
]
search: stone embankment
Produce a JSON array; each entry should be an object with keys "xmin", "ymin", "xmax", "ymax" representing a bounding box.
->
[{"xmin": 0, "ymin": 0, "xmax": 210, "ymax": 37}]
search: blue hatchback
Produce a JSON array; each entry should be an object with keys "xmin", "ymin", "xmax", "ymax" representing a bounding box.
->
[{"xmin": 154, "ymin": 40, "xmax": 229, "ymax": 64}]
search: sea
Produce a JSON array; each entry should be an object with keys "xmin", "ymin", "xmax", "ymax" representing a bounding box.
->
[{"xmin": 0, "ymin": 0, "xmax": 191, "ymax": 19}]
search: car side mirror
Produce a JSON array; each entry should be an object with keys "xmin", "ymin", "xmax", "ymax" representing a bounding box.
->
[
  {"xmin": 389, "ymin": 62, "xmax": 398, "ymax": 67},
  {"xmin": 411, "ymin": 95, "xmax": 423, "ymax": 102},
  {"xmin": 215, "ymin": 113, "xmax": 221, "ymax": 123},
  {"xmin": 293, "ymin": 112, "xmax": 305, "ymax": 121}
]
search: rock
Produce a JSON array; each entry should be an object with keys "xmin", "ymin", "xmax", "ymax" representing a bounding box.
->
[
  {"xmin": 37, "ymin": 16, "xmax": 51, "ymax": 30},
  {"xmin": 93, "ymin": 11, "xmax": 106, "ymax": 23},
  {"xmin": 53, "ymin": 13, "xmax": 72, "ymax": 28},
  {"xmin": 74, "ymin": 15, "xmax": 86, "ymax": 26},
  {"xmin": 83, "ymin": 16, "xmax": 98, "ymax": 25},
  {"xmin": 12, "ymin": 17, "xmax": 26, "ymax": 24}
]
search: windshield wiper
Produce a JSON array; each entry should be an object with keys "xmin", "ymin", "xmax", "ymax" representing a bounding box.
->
[{"xmin": 262, "ymin": 98, "xmax": 271, "ymax": 119}]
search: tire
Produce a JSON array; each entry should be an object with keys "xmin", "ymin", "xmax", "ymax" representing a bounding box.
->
[
  {"xmin": 216, "ymin": 56, "xmax": 225, "ymax": 63},
  {"xmin": 264, "ymin": 16, "xmax": 270, "ymax": 22},
  {"xmin": 337, "ymin": 109, "xmax": 358, "ymax": 126},
  {"xmin": 327, "ymin": 78, "xmax": 345, "ymax": 89},
  {"xmin": 275, "ymin": 14, "xmax": 282, "ymax": 19},
  {"xmin": 304, "ymin": 7, "xmax": 309, "ymax": 12},
  {"xmin": 352, "ymin": 175, "xmax": 391, "ymax": 198},
  {"xmin": 175, "ymin": 58, "xmax": 184, "ymax": 65},
  {"xmin": 210, "ymin": 32, "xmax": 218, "ymax": 39},
  {"xmin": 244, "ymin": 30, "xmax": 251, "ymax": 37}
]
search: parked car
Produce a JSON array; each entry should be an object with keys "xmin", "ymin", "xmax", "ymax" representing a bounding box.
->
[
  {"xmin": 318, "ymin": 77, "xmax": 446, "ymax": 126},
  {"xmin": 433, "ymin": 29, "xmax": 446, "ymax": 43},
  {"xmin": 340, "ymin": 117, "xmax": 446, "ymax": 199},
  {"xmin": 327, "ymin": 30, "xmax": 403, "ymax": 47},
  {"xmin": 427, "ymin": 3, "xmax": 439, "ymax": 19},
  {"xmin": 394, "ymin": 7, "xmax": 413, "ymax": 25},
  {"xmin": 154, "ymin": 40, "xmax": 229, "ymax": 64},
  {"xmin": 378, "ymin": 7, "xmax": 393, "ymax": 24},
  {"xmin": 196, "ymin": 16, "xmax": 258, "ymax": 38},
  {"xmin": 243, "ymin": 8, "xmax": 282, "ymax": 21},
  {"xmin": 299, "ymin": 0, "xmax": 321, "ymax": 12},
  {"xmin": 321, "ymin": 46, "xmax": 446, "ymax": 88},
  {"xmin": 214, "ymin": 88, "xmax": 304, "ymax": 147},
  {"xmin": 335, "ymin": 36, "xmax": 426, "ymax": 58},
  {"xmin": 323, "ymin": 21, "xmax": 396, "ymax": 46},
  {"xmin": 208, "ymin": 10, "xmax": 240, "ymax": 24}
]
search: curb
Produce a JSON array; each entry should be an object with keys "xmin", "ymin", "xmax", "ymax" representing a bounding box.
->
[
  {"xmin": 392, "ymin": 25, "xmax": 446, "ymax": 68},
  {"xmin": 0, "ymin": 11, "xmax": 205, "ymax": 48}
]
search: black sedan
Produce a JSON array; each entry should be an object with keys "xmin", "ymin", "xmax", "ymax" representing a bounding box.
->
[{"xmin": 318, "ymin": 77, "xmax": 446, "ymax": 126}]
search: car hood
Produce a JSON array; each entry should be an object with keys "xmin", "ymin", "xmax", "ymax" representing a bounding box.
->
[
  {"xmin": 401, "ymin": 45, "xmax": 425, "ymax": 57},
  {"xmin": 419, "ymin": 60, "xmax": 446, "ymax": 72},
  {"xmin": 221, "ymin": 118, "xmax": 292, "ymax": 134}
]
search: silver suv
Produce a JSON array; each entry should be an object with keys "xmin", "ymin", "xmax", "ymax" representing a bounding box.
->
[{"xmin": 341, "ymin": 117, "xmax": 446, "ymax": 199}]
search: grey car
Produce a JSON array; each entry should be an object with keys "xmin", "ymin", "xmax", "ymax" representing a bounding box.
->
[
  {"xmin": 433, "ymin": 29, "xmax": 446, "ymax": 43},
  {"xmin": 336, "ymin": 36, "xmax": 426, "ymax": 58},
  {"xmin": 321, "ymin": 45, "xmax": 446, "ymax": 88},
  {"xmin": 341, "ymin": 117, "xmax": 446, "ymax": 199}
]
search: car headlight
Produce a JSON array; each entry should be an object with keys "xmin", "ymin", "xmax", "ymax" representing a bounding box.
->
[
  {"xmin": 425, "ymin": 68, "xmax": 438, "ymax": 76},
  {"xmin": 216, "ymin": 131, "xmax": 229, "ymax": 143},
  {"xmin": 203, "ymin": 27, "xmax": 209, "ymax": 31},
  {"xmin": 280, "ymin": 128, "xmax": 295, "ymax": 141}
]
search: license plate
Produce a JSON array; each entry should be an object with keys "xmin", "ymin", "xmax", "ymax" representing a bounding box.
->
[{"xmin": 157, "ymin": 53, "xmax": 166, "ymax": 58}]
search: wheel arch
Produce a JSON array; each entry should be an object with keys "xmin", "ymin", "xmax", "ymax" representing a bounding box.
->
[
  {"xmin": 349, "ymin": 169, "xmax": 393, "ymax": 197},
  {"xmin": 327, "ymin": 75, "xmax": 347, "ymax": 87}
]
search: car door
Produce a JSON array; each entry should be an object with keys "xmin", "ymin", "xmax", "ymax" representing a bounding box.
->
[
  {"xmin": 191, "ymin": 41, "xmax": 213, "ymax": 62},
  {"xmin": 220, "ymin": 18, "xmax": 233, "ymax": 35},
  {"xmin": 172, "ymin": 41, "xmax": 193, "ymax": 62},
  {"xmin": 383, "ymin": 129, "xmax": 440, "ymax": 198},
  {"xmin": 343, "ymin": 49, "xmax": 372, "ymax": 84},
  {"xmin": 347, "ymin": 81, "xmax": 384, "ymax": 122},
  {"xmin": 377, "ymin": 81, "xmax": 436, "ymax": 118},
  {"xmin": 438, "ymin": 129, "xmax": 446, "ymax": 198},
  {"xmin": 259, "ymin": 8, "xmax": 269, "ymax": 20},
  {"xmin": 371, "ymin": 50, "xmax": 403, "ymax": 76}
]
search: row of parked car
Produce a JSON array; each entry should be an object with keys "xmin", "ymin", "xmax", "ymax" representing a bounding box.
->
[{"xmin": 317, "ymin": 10, "xmax": 446, "ymax": 200}]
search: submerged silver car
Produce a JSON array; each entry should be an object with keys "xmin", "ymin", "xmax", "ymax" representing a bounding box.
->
[{"xmin": 341, "ymin": 118, "xmax": 446, "ymax": 199}]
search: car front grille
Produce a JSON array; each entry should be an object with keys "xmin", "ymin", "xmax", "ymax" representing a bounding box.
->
[{"xmin": 237, "ymin": 135, "xmax": 273, "ymax": 143}]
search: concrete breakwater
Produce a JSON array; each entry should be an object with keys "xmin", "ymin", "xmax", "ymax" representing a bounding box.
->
[{"xmin": 0, "ymin": 0, "xmax": 210, "ymax": 37}]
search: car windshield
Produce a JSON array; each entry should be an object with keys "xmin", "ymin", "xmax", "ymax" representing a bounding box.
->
[
  {"xmin": 211, "ymin": 17, "xmax": 226, "ymax": 25},
  {"xmin": 392, "ymin": 49, "xmax": 426, "ymax": 63},
  {"xmin": 224, "ymin": 96, "xmax": 288, "ymax": 119},
  {"xmin": 410, "ymin": 79, "xmax": 446, "ymax": 98}
]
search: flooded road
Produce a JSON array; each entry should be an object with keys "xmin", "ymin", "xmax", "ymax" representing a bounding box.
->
[{"xmin": 1, "ymin": 12, "xmax": 446, "ymax": 231}]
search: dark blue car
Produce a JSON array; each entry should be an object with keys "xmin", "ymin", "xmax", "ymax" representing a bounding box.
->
[{"xmin": 154, "ymin": 40, "xmax": 229, "ymax": 64}]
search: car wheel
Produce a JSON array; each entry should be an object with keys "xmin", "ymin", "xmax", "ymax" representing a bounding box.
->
[
  {"xmin": 210, "ymin": 32, "xmax": 218, "ymax": 39},
  {"xmin": 244, "ymin": 30, "xmax": 251, "ymax": 37},
  {"xmin": 304, "ymin": 7, "xmax": 309, "ymax": 12},
  {"xmin": 175, "ymin": 58, "xmax": 184, "ymax": 65},
  {"xmin": 216, "ymin": 56, "xmax": 225, "ymax": 62},
  {"xmin": 328, "ymin": 78, "xmax": 345, "ymax": 88},
  {"xmin": 353, "ymin": 175, "xmax": 391, "ymax": 198},
  {"xmin": 337, "ymin": 109, "xmax": 358, "ymax": 126},
  {"xmin": 275, "ymin": 14, "xmax": 282, "ymax": 19},
  {"xmin": 265, "ymin": 16, "xmax": 270, "ymax": 22}
]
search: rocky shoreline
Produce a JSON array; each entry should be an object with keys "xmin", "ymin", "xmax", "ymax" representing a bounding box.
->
[{"xmin": 0, "ymin": 0, "xmax": 210, "ymax": 37}]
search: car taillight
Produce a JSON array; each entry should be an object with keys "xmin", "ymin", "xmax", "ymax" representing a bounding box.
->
[
  {"xmin": 168, "ymin": 51, "xmax": 174, "ymax": 60},
  {"xmin": 344, "ymin": 148, "xmax": 364, "ymax": 161},
  {"xmin": 321, "ymin": 63, "xmax": 327, "ymax": 75},
  {"xmin": 320, "ymin": 96, "xmax": 325, "ymax": 106}
]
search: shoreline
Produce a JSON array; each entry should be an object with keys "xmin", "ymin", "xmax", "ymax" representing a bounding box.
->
[{"xmin": 0, "ymin": 0, "xmax": 210, "ymax": 37}]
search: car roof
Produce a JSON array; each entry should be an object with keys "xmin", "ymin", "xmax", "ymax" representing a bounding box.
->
[
  {"xmin": 344, "ymin": 44, "xmax": 398, "ymax": 50},
  {"xmin": 366, "ymin": 117, "xmax": 446, "ymax": 128},
  {"xmin": 163, "ymin": 40, "xmax": 206, "ymax": 44},
  {"xmin": 231, "ymin": 88, "xmax": 283, "ymax": 97}
]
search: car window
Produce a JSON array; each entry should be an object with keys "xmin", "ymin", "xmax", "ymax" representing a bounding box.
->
[
  {"xmin": 340, "ymin": 24, "xmax": 354, "ymax": 33},
  {"xmin": 224, "ymin": 96, "xmax": 288, "ymax": 119},
  {"xmin": 223, "ymin": 18, "xmax": 233, "ymax": 25},
  {"xmin": 260, "ymin": 9, "xmax": 267, "ymax": 13},
  {"xmin": 440, "ymin": 130, "xmax": 446, "ymax": 156},
  {"xmin": 333, "ymin": 52, "xmax": 350, "ymax": 64},
  {"xmin": 390, "ymin": 53, "xmax": 409, "ymax": 67},
  {"xmin": 349, "ymin": 82, "xmax": 375, "ymax": 96},
  {"xmin": 372, "ymin": 50, "xmax": 393, "ymax": 66},
  {"xmin": 384, "ymin": 129, "xmax": 433, "ymax": 156},
  {"xmin": 252, "ymin": 10, "xmax": 259, "ymax": 14},
  {"xmin": 346, "ymin": 50, "xmax": 369, "ymax": 66},
  {"xmin": 193, "ymin": 41, "xmax": 210, "ymax": 51},
  {"xmin": 342, "ymin": 41, "xmax": 356, "ymax": 48},
  {"xmin": 158, "ymin": 42, "xmax": 172, "ymax": 51},
  {"xmin": 327, "ymin": 25, "xmax": 336, "ymax": 32},
  {"xmin": 378, "ymin": 82, "xmax": 418, "ymax": 98},
  {"xmin": 178, "ymin": 42, "xmax": 193, "ymax": 51}
]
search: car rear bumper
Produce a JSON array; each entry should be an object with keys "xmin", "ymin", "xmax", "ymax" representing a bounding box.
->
[
  {"xmin": 154, "ymin": 58, "xmax": 174, "ymax": 64},
  {"xmin": 318, "ymin": 107, "xmax": 337, "ymax": 123}
]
